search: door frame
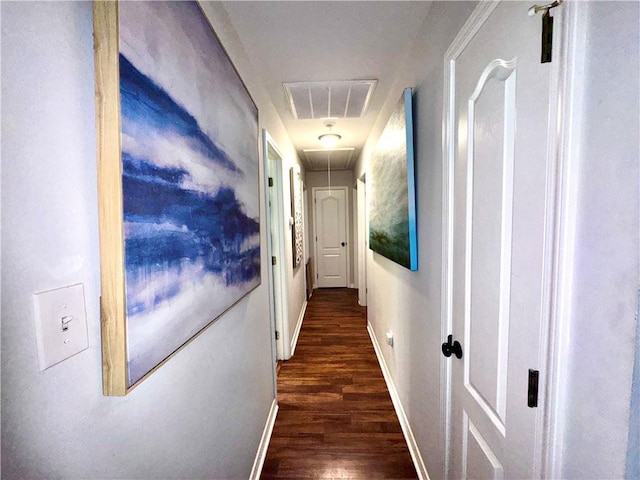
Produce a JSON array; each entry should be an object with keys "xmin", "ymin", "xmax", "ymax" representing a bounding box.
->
[
  {"xmin": 263, "ymin": 130, "xmax": 290, "ymax": 361},
  {"xmin": 440, "ymin": 1, "xmax": 576, "ymax": 478},
  {"xmin": 357, "ymin": 175, "xmax": 367, "ymax": 306},
  {"xmin": 312, "ymin": 186, "xmax": 350, "ymax": 289}
]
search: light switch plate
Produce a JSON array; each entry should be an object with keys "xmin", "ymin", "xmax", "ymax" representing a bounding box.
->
[{"xmin": 33, "ymin": 283, "xmax": 88, "ymax": 370}]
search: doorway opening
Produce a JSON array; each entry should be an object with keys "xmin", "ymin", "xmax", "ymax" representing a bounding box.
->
[
  {"xmin": 356, "ymin": 175, "xmax": 367, "ymax": 306},
  {"xmin": 263, "ymin": 131, "xmax": 290, "ymax": 362}
]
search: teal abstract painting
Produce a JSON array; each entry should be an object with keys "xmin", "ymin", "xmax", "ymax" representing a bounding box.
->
[{"xmin": 369, "ymin": 88, "xmax": 417, "ymax": 270}]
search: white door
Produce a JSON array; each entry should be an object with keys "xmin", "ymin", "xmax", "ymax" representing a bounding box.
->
[
  {"xmin": 315, "ymin": 188, "xmax": 348, "ymax": 288},
  {"xmin": 445, "ymin": 2, "xmax": 559, "ymax": 478}
]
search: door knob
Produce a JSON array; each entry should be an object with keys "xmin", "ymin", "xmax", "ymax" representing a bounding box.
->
[
  {"xmin": 341, "ymin": 242, "xmax": 346, "ymax": 247},
  {"xmin": 441, "ymin": 334, "xmax": 463, "ymax": 359}
]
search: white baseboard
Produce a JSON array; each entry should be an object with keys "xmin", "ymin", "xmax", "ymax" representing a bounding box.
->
[
  {"xmin": 349, "ymin": 282, "xmax": 355, "ymax": 289},
  {"xmin": 290, "ymin": 299, "xmax": 307, "ymax": 356},
  {"xmin": 249, "ymin": 398, "xmax": 279, "ymax": 480},
  {"xmin": 367, "ymin": 322, "xmax": 430, "ymax": 480}
]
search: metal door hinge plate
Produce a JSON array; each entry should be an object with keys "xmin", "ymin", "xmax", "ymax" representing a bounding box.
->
[{"xmin": 528, "ymin": 369, "xmax": 540, "ymax": 407}]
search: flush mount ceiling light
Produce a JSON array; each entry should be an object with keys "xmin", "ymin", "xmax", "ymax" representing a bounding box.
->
[{"xmin": 318, "ymin": 122, "xmax": 342, "ymax": 148}]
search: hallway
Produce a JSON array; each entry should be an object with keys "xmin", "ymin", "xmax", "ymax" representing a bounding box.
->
[
  {"xmin": 1, "ymin": 2, "xmax": 637, "ymax": 478},
  {"xmin": 261, "ymin": 289, "xmax": 417, "ymax": 479}
]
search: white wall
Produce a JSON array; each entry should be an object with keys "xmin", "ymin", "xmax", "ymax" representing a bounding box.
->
[
  {"xmin": 0, "ymin": 2, "xmax": 300, "ymax": 478},
  {"xmin": 554, "ymin": 2, "xmax": 639, "ymax": 478},
  {"xmin": 280, "ymin": 163, "xmax": 308, "ymax": 351},
  {"xmin": 354, "ymin": 2, "xmax": 476, "ymax": 477},
  {"xmin": 628, "ymin": 297, "xmax": 640, "ymax": 478}
]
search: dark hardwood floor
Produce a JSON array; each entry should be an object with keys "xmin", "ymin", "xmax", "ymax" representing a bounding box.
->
[{"xmin": 261, "ymin": 288, "xmax": 418, "ymax": 480}]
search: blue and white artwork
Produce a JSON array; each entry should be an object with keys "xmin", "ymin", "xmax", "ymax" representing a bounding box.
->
[
  {"xmin": 118, "ymin": 2, "xmax": 259, "ymax": 386},
  {"xmin": 369, "ymin": 88, "xmax": 417, "ymax": 270}
]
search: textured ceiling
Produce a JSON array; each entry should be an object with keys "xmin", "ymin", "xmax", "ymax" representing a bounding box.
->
[{"xmin": 221, "ymin": 1, "xmax": 432, "ymax": 172}]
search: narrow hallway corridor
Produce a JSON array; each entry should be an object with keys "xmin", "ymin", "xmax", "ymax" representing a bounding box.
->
[{"xmin": 261, "ymin": 289, "xmax": 417, "ymax": 479}]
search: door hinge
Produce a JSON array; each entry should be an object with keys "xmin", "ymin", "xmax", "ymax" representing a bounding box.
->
[
  {"xmin": 268, "ymin": 177, "xmax": 274, "ymax": 187},
  {"xmin": 275, "ymin": 331, "xmax": 280, "ymax": 341},
  {"xmin": 528, "ymin": 0, "xmax": 562, "ymax": 63},
  {"xmin": 528, "ymin": 369, "xmax": 540, "ymax": 407},
  {"xmin": 540, "ymin": 10, "xmax": 554, "ymax": 63},
  {"xmin": 272, "ymin": 256, "xmax": 277, "ymax": 266}
]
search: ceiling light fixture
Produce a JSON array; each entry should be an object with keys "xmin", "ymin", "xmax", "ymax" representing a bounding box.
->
[{"xmin": 318, "ymin": 122, "xmax": 342, "ymax": 149}]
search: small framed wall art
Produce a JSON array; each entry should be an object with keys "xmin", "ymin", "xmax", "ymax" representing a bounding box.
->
[{"xmin": 290, "ymin": 166, "xmax": 304, "ymax": 269}]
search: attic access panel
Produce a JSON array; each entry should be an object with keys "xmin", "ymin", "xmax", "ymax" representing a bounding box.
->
[
  {"xmin": 284, "ymin": 80, "xmax": 376, "ymax": 119},
  {"xmin": 302, "ymin": 148, "xmax": 355, "ymax": 171}
]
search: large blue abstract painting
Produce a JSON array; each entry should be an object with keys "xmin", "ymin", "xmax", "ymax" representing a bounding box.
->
[
  {"xmin": 118, "ymin": 2, "xmax": 259, "ymax": 386},
  {"xmin": 369, "ymin": 88, "xmax": 417, "ymax": 270}
]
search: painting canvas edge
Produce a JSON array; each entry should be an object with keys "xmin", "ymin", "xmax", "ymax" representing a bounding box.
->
[{"xmin": 405, "ymin": 87, "xmax": 418, "ymax": 271}]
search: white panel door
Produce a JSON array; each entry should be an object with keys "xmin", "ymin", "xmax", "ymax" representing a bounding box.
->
[
  {"xmin": 447, "ymin": 2, "xmax": 557, "ymax": 478},
  {"xmin": 315, "ymin": 188, "xmax": 348, "ymax": 288}
]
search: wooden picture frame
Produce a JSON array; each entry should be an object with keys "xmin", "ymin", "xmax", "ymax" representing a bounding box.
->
[{"xmin": 94, "ymin": 1, "xmax": 260, "ymax": 395}]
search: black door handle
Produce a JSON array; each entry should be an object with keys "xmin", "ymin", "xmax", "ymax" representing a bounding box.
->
[
  {"xmin": 441, "ymin": 334, "xmax": 463, "ymax": 359},
  {"xmin": 341, "ymin": 242, "xmax": 346, "ymax": 247}
]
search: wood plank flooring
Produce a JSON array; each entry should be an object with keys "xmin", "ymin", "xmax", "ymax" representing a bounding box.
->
[{"xmin": 261, "ymin": 288, "xmax": 418, "ymax": 480}]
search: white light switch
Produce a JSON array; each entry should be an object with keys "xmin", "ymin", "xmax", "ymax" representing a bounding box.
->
[{"xmin": 33, "ymin": 283, "xmax": 88, "ymax": 370}]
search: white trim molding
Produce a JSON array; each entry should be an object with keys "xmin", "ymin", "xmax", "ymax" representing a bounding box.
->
[
  {"xmin": 540, "ymin": 1, "xmax": 582, "ymax": 477},
  {"xmin": 263, "ymin": 130, "xmax": 290, "ymax": 362},
  {"xmin": 249, "ymin": 399, "xmax": 279, "ymax": 480},
  {"xmin": 368, "ymin": 322, "xmax": 430, "ymax": 480},
  {"xmin": 290, "ymin": 299, "xmax": 307, "ymax": 357}
]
